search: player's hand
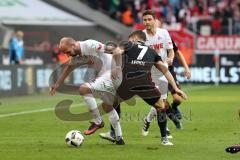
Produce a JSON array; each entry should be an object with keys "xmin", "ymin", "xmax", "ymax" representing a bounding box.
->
[
  {"xmin": 184, "ymin": 69, "xmax": 191, "ymax": 79},
  {"xmin": 49, "ymin": 83, "xmax": 59, "ymax": 96},
  {"xmin": 166, "ymin": 58, "xmax": 173, "ymax": 66},
  {"xmin": 111, "ymin": 67, "xmax": 121, "ymax": 80},
  {"xmin": 175, "ymin": 88, "xmax": 187, "ymax": 100}
]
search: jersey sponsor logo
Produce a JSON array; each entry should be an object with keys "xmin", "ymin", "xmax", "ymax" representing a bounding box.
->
[
  {"xmin": 150, "ymin": 43, "xmax": 163, "ymax": 50},
  {"xmin": 131, "ymin": 60, "xmax": 146, "ymax": 66}
]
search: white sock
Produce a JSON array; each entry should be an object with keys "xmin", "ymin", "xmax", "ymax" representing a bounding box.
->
[
  {"xmin": 166, "ymin": 124, "xmax": 170, "ymax": 132},
  {"xmin": 107, "ymin": 109, "xmax": 122, "ymax": 138},
  {"xmin": 83, "ymin": 94, "xmax": 102, "ymax": 124},
  {"xmin": 146, "ymin": 107, "xmax": 157, "ymax": 122}
]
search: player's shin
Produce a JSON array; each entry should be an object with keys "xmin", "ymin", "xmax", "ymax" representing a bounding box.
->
[
  {"xmin": 106, "ymin": 109, "xmax": 123, "ymax": 140},
  {"xmin": 171, "ymin": 96, "xmax": 182, "ymax": 120},
  {"xmin": 157, "ymin": 111, "xmax": 167, "ymax": 138},
  {"xmin": 146, "ymin": 107, "xmax": 157, "ymax": 122},
  {"xmin": 83, "ymin": 94, "xmax": 102, "ymax": 124},
  {"xmin": 110, "ymin": 104, "xmax": 121, "ymax": 135},
  {"xmin": 165, "ymin": 100, "xmax": 180, "ymax": 126}
]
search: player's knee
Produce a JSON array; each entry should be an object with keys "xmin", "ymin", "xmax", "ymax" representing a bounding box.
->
[
  {"xmin": 172, "ymin": 94, "xmax": 183, "ymax": 104},
  {"xmin": 164, "ymin": 100, "xmax": 170, "ymax": 109},
  {"xmin": 101, "ymin": 102, "xmax": 113, "ymax": 113},
  {"xmin": 79, "ymin": 84, "xmax": 91, "ymax": 96},
  {"xmin": 154, "ymin": 98, "xmax": 165, "ymax": 110}
]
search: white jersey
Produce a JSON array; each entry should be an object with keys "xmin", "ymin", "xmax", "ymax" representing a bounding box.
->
[
  {"xmin": 143, "ymin": 28, "xmax": 173, "ymax": 99},
  {"xmin": 77, "ymin": 40, "xmax": 120, "ymax": 103},
  {"xmin": 78, "ymin": 39, "xmax": 113, "ymax": 75},
  {"xmin": 79, "ymin": 39, "xmax": 105, "ymax": 57},
  {"xmin": 143, "ymin": 28, "xmax": 173, "ymax": 62}
]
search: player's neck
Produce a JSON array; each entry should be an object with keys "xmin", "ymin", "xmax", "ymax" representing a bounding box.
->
[
  {"xmin": 146, "ymin": 27, "xmax": 157, "ymax": 36},
  {"xmin": 75, "ymin": 42, "xmax": 82, "ymax": 56}
]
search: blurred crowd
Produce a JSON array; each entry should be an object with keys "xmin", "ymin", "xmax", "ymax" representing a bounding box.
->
[{"xmin": 80, "ymin": 0, "xmax": 240, "ymax": 34}]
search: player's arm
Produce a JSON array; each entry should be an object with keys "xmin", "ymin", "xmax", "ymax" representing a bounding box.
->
[
  {"xmin": 49, "ymin": 63, "xmax": 75, "ymax": 95},
  {"xmin": 163, "ymin": 29, "xmax": 175, "ymax": 66},
  {"xmin": 154, "ymin": 61, "xmax": 187, "ymax": 99},
  {"xmin": 175, "ymin": 50, "xmax": 191, "ymax": 79},
  {"xmin": 167, "ymin": 48, "xmax": 174, "ymax": 66},
  {"xmin": 111, "ymin": 46, "xmax": 124, "ymax": 79}
]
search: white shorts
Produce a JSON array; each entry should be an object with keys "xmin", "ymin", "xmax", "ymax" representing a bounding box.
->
[
  {"xmin": 151, "ymin": 64, "xmax": 168, "ymax": 99},
  {"xmin": 153, "ymin": 75, "xmax": 168, "ymax": 100},
  {"xmin": 88, "ymin": 71, "xmax": 122, "ymax": 105}
]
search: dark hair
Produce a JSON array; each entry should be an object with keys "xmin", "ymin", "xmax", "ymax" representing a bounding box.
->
[
  {"xmin": 142, "ymin": 10, "xmax": 156, "ymax": 19},
  {"xmin": 128, "ymin": 30, "xmax": 146, "ymax": 42}
]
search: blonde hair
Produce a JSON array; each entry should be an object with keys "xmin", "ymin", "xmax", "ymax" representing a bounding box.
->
[{"xmin": 16, "ymin": 31, "xmax": 24, "ymax": 39}]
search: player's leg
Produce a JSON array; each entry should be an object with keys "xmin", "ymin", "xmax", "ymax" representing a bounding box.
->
[
  {"xmin": 141, "ymin": 85, "xmax": 173, "ymax": 146},
  {"xmin": 142, "ymin": 107, "xmax": 157, "ymax": 136},
  {"xmin": 79, "ymin": 83, "xmax": 104, "ymax": 135},
  {"xmin": 99, "ymin": 82, "xmax": 132, "ymax": 143},
  {"xmin": 99, "ymin": 104, "xmax": 121, "ymax": 143},
  {"xmin": 142, "ymin": 76, "xmax": 173, "ymax": 137},
  {"xmin": 101, "ymin": 97, "xmax": 124, "ymax": 145},
  {"xmin": 165, "ymin": 99, "xmax": 182, "ymax": 129},
  {"xmin": 171, "ymin": 93, "xmax": 183, "ymax": 120},
  {"xmin": 168, "ymin": 68, "xmax": 183, "ymax": 119},
  {"xmin": 80, "ymin": 72, "xmax": 124, "ymax": 145},
  {"xmin": 111, "ymin": 104, "xmax": 121, "ymax": 131}
]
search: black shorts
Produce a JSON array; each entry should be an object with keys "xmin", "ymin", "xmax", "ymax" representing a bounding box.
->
[
  {"xmin": 116, "ymin": 77, "xmax": 161, "ymax": 106},
  {"xmin": 168, "ymin": 66, "xmax": 180, "ymax": 94}
]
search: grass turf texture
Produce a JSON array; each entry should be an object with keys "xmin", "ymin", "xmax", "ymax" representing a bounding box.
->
[{"xmin": 0, "ymin": 85, "xmax": 239, "ymax": 160}]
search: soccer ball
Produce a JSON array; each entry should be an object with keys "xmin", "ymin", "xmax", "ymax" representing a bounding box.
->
[{"xmin": 65, "ymin": 130, "xmax": 84, "ymax": 147}]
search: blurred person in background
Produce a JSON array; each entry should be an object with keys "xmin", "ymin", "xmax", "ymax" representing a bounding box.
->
[
  {"xmin": 122, "ymin": 5, "xmax": 134, "ymax": 26},
  {"xmin": 51, "ymin": 44, "xmax": 70, "ymax": 64},
  {"xmin": 9, "ymin": 31, "xmax": 24, "ymax": 65}
]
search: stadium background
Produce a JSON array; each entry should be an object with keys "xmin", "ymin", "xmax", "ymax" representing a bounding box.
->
[
  {"xmin": 0, "ymin": 0, "xmax": 239, "ymax": 96},
  {"xmin": 0, "ymin": 0, "xmax": 239, "ymax": 159}
]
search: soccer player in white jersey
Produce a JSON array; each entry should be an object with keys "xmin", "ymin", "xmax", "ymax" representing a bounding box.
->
[
  {"xmin": 140, "ymin": 10, "xmax": 176, "ymax": 136},
  {"xmin": 50, "ymin": 37, "xmax": 124, "ymax": 144},
  {"xmin": 142, "ymin": 12, "xmax": 192, "ymax": 137}
]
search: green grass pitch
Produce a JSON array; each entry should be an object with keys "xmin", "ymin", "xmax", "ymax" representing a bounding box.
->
[{"xmin": 0, "ymin": 85, "xmax": 239, "ymax": 160}]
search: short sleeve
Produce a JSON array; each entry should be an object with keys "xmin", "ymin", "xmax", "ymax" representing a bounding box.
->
[
  {"xmin": 84, "ymin": 39, "xmax": 105, "ymax": 54},
  {"xmin": 163, "ymin": 29, "xmax": 173, "ymax": 50}
]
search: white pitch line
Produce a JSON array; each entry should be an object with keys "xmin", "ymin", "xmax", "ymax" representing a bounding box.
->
[
  {"xmin": 0, "ymin": 103, "xmax": 84, "ymax": 119},
  {"xmin": 0, "ymin": 108, "xmax": 53, "ymax": 118}
]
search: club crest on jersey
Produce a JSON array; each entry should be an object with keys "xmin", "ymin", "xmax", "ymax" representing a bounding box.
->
[{"xmin": 131, "ymin": 60, "xmax": 145, "ymax": 66}]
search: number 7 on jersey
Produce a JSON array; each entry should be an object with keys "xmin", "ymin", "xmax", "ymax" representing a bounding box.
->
[{"xmin": 137, "ymin": 45, "xmax": 148, "ymax": 60}]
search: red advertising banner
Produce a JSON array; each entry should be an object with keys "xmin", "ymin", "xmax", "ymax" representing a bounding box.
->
[
  {"xmin": 196, "ymin": 36, "xmax": 240, "ymax": 54},
  {"xmin": 169, "ymin": 30, "xmax": 194, "ymax": 65}
]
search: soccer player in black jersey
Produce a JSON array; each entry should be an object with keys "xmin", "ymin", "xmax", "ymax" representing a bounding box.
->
[{"xmin": 100, "ymin": 30, "xmax": 187, "ymax": 145}]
